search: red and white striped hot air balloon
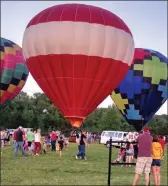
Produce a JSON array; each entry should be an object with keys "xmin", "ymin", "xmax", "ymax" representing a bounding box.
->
[{"xmin": 22, "ymin": 3, "xmax": 135, "ymax": 128}]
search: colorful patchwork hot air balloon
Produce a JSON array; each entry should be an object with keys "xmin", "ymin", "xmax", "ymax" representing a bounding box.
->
[
  {"xmin": 111, "ymin": 48, "xmax": 168, "ymax": 131},
  {"xmin": 22, "ymin": 3, "xmax": 134, "ymax": 128},
  {"xmin": 0, "ymin": 37, "xmax": 29, "ymax": 105}
]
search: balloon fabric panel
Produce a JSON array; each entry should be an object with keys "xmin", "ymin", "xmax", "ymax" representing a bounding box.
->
[
  {"xmin": 111, "ymin": 48, "xmax": 168, "ymax": 131},
  {"xmin": 0, "ymin": 38, "xmax": 29, "ymax": 104}
]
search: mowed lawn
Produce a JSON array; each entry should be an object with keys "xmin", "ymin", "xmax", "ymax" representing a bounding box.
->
[{"xmin": 1, "ymin": 143, "xmax": 167, "ymax": 185}]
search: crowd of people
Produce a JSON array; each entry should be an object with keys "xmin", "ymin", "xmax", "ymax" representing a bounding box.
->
[
  {"xmin": 0, "ymin": 127, "xmax": 98, "ymax": 160},
  {"xmin": 0, "ymin": 127, "xmax": 94, "ymax": 160},
  {"xmin": 0, "ymin": 127, "xmax": 167, "ymax": 185},
  {"xmin": 132, "ymin": 127, "xmax": 166, "ymax": 186},
  {"xmin": 1, "ymin": 126, "xmax": 69, "ymax": 159},
  {"xmin": 112, "ymin": 127, "xmax": 166, "ymax": 186},
  {"xmin": 0, "ymin": 129, "xmax": 11, "ymax": 147}
]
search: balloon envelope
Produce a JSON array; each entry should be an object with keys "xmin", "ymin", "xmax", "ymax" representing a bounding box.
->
[
  {"xmin": 111, "ymin": 48, "xmax": 168, "ymax": 131},
  {"xmin": 0, "ymin": 37, "xmax": 29, "ymax": 104},
  {"xmin": 22, "ymin": 3, "xmax": 134, "ymax": 127}
]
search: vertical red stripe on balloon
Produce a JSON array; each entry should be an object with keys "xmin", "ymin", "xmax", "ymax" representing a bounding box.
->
[{"xmin": 27, "ymin": 54, "xmax": 129, "ymax": 117}]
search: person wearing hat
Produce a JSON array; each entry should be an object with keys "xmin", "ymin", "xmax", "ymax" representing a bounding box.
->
[
  {"xmin": 14, "ymin": 126, "xmax": 28, "ymax": 156},
  {"xmin": 132, "ymin": 127, "xmax": 153, "ymax": 186}
]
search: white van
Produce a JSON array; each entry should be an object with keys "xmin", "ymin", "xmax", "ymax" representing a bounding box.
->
[
  {"xmin": 23, "ymin": 128, "xmax": 33, "ymax": 132},
  {"xmin": 100, "ymin": 131, "xmax": 128, "ymax": 147}
]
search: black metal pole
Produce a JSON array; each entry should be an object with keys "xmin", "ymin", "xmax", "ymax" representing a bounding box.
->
[{"xmin": 108, "ymin": 138, "xmax": 112, "ymax": 186}]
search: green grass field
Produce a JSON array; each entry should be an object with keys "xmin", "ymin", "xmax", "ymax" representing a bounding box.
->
[{"xmin": 1, "ymin": 143, "xmax": 167, "ymax": 185}]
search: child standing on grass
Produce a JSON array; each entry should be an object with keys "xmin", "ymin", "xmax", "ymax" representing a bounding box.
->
[
  {"xmin": 58, "ymin": 136, "xmax": 64, "ymax": 159},
  {"xmin": 42, "ymin": 141, "xmax": 47, "ymax": 154},
  {"xmin": 125, "ymin": 142, "xmax": 134, "ymax": 167},
  {"xmin": 56, "ymin": 142, "xmax": 59, "ymax": 152},
  {"xmin": 30, "ymin": 142, "xmax": 34, "ymax": 155},
  {"xmin": 64, "ymin": 139, "xmax": 69, "ymax": 150},
  {"xmin": 44, "ymin": 135, "xmax": 51, "ymax": 152}
]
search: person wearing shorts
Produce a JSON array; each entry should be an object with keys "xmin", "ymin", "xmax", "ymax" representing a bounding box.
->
[
  {"xmin": 58, "ymin": 136, "xmax": 64, "ymax": 159},
  {"xmin": 126, "ymin": 142, "xmax": 134, "ymax": 166},
  {"xmin": 132, "ymin": 127, "xmax": 153, "ymax": 186},
  {"xmin": 45, "ymin": 135, "xmax": 51, "ymax": 151},
  {"xmin": 151, "ymin": 135, "xmax": 163, "ymax": 186},
  {"xmin": 27, "ymin": 129, "xmax": 34, "ymax": 154},
  {"xmin": 42, "ymin": 141, "xmax": 47, "ymax": 154}
]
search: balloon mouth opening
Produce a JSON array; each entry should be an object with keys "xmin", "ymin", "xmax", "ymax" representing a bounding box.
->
[{"xmin": 65, "ymin": 116, "xmax": 85, "ymax": 128}]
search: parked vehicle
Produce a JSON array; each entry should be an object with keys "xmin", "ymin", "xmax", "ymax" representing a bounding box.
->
[
  {"xmin": 100, "ymin": 130, "xmax": 139, "ymax": 148},
  {"xmin": 8, "ymin": 129, "xmax": 15, "ymax": 136},
  {"xmin": 23, "ymin": 128, "xmax": 33, "ymax": 132},
  {"xmin": 100, "ymin": 131, "xmax": 128, "ymax": 148}
]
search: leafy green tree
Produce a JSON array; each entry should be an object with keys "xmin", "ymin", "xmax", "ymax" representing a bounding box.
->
[{"xmin": 0, "ymin": 91, "xmax": 167, "ymax": 135}]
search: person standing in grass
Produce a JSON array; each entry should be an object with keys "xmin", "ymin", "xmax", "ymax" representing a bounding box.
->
[
  {"xmin": 125, "ymin": 142, "xmax": 134, "ymax": 167},
  {"xmin": 34, "ymin": 129, "xmax": 41, "ymax": 156},
  {"xmin": 76, "ymin": 131, "xmax": 80, "ymax": 154},
  {"xmin": 6, "ymin": 129, "xmax": 11, "ymax": 146},
  {"xmin": 58, "ymin": 136, "xmax": 64, "ymax": 159},
  {"xmin": 14, "ymin": 126, "xmax": 28, "ymax": 156},
  {"xmin": 151, "ymin": 135, "xmax": 163, "ymax": 186},
  {"xmin": 133, "ymin": 133, "xmax": 139, "ymax": 163},
  {"xmin": 158, "ymin": 136, "xmax": 165, "ymax": 160},
  {"xmin": 27, "ymin": 129, "xmax": 34, "ymax": 154},
  {"xmin": 132, "ymin": 127, "xmax": 153, "ymax": 186},
  {"xmin": 42, "ymin": 139, "xmax": 47, "ymax": 154},
  {"xmin": 45, "ymin": 134, "xmax": 51, "ymax": 152},
  {"xmin": 87, "ymin": 133, "xmax": 92, "ymax": 144},
  {"xmin": 76, "ymin": 130, "xmax": 88, "ymax": 160},
  {"xmin": 50, "ymin": 129, "xmax": 57, "ymax": 151}
]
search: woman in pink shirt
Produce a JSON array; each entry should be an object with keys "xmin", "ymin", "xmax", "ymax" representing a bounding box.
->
[{"xmin": 50, "ymin": 130, "xmax": 57, "ymax": 151}]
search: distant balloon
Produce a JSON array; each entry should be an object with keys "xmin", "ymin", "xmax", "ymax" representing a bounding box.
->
[
  {"xmin": 111, "ymin": 48, "xmax": 168, "ymax": 131},
  {"xmin": 22, "ymin": 3, "xmax": 134, "ymax": 128},
  {"xmin": 0, "ymin": 37, "xmax": 29, "ymax": 105}
]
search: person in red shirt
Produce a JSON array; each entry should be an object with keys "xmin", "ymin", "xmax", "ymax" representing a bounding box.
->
[
  {"xmin": 132, "ymin": 127, "xmax": 153, "ymax": 186},
  {"xmin": 159, "ymin": 136, "xmax": 165, "ymax": 160},
  {"xmin": 13, "ymin": 130, "xmax": 17, "ymax": 140},
  {"xmin": 13, "ymin": 128, "xmax": 18, "ymax": 149},
  {"xmin": 50, "ymin": 130, "xmax": 57, "ymax": 151}
]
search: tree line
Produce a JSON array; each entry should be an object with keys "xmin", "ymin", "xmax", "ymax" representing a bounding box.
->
[{"xmin": 0, "ymin": 92, "xmax": 167, "ymax": 135}]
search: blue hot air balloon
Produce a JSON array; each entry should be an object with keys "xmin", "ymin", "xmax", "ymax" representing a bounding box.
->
[{"xmin": 111, "ymin": 48, "xmax": 168, "ymax": 131}]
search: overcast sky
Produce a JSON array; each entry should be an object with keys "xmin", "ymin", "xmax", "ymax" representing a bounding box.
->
[{"xmin": 1, "ymin": 1, "xmax": 167, "ymax": 115}]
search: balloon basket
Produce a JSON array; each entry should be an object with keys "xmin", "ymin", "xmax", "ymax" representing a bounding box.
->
[{"xmin": 68, "ymin": 136, "xmax": 76, "ymax": 143}]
